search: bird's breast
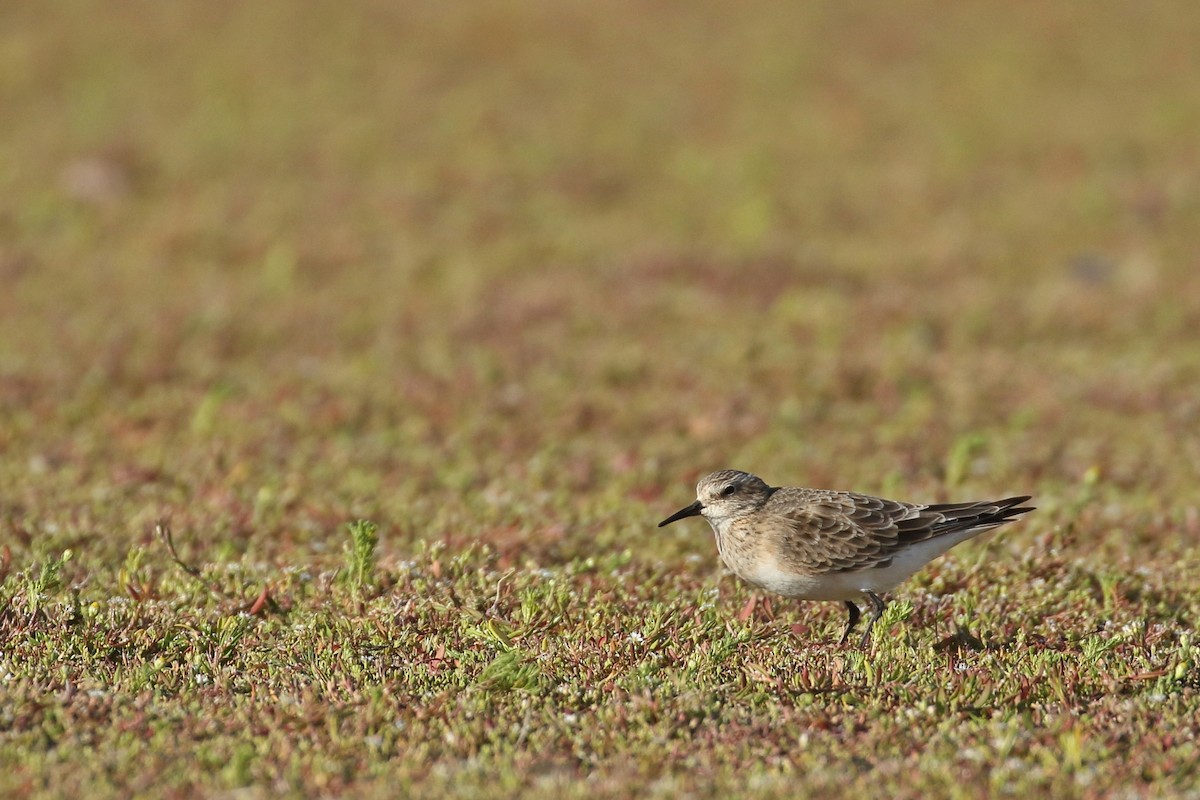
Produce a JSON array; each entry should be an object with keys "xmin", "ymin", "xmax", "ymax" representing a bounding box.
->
[{"xmin": 714, "ymin": 523, "xmax": 828, "ymax": 598}]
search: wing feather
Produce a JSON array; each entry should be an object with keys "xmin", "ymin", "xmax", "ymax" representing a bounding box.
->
[{"xmin": 765, "ymin": 489, "xmax": 1033, "ymax": 574}]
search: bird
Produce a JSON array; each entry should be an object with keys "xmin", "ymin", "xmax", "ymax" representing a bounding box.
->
[{"xmin": 658, "ymin": 469, "xmax": 1034, "ymax": 646}]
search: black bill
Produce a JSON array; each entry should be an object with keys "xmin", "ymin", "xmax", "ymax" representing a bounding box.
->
[{"xmin": 657, "ymin": 500, "xmax": 703, "ymax": 528}]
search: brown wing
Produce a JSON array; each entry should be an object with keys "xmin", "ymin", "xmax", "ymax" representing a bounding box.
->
[{"xmin": 766, "ymin": 489, "xmax": 1034, "ymax": 574}]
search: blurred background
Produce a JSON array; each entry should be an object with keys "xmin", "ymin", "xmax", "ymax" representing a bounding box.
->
[{"xmin": 3, "ymin": 0, "xmax": 1199, "ymax": 564}]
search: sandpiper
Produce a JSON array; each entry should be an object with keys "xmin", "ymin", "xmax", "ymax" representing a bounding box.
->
[{"xmin": 659, "ymin": 469, "xmax": 1034, "ymax": 646}]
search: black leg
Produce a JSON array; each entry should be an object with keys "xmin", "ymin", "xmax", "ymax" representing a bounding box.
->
[
  {"xmin": 839, "ymin": 601, "xmax": 861, "ymax": 645},
  {"xmin": 859, "ymin": 592, "xmax": 887, "ymax": 647}
]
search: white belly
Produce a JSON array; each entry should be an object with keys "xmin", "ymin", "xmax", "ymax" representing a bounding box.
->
[{"xmin": 730, "ymin": 530, "xmax": 981, "ymax": 601}]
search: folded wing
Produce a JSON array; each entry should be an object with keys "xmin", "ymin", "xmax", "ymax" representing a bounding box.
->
[{"xmin": 769, "ymin": 489, "xmax": 1035, "ymax": 574}]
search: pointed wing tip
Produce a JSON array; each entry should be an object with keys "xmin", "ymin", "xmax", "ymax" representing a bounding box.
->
[{"xmin": 998, "ymin": 495, "xmax": 1035, "ymax": 514}]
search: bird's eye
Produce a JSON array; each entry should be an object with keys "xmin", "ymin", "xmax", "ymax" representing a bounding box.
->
[{"xmin": 720, "ymin": 484, "xmax": 736, "ymax": 497}]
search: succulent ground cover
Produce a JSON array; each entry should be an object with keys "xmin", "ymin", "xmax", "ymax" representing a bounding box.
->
[{"xmin": 2, "ymin": 2, "xmax": 1198, "ymax": 797}]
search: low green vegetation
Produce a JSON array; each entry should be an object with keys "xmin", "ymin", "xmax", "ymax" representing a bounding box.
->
[{"xmin": 2, "ymin": 1, "xmax": 1199, "ymax": 797}]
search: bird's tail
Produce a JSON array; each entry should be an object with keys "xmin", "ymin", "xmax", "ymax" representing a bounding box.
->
[{"xmin": 924, "ymin": 495, "xmax": 1035, "ymax": 537}]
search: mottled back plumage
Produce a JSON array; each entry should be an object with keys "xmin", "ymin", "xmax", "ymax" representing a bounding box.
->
[{"xmin": 763, "ymin": 488, "xmax": 1034, "ymax": 574}]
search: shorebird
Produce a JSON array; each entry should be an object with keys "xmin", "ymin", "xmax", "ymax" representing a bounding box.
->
[{"xmin": 659, "ymin": 469, "xmax": 1034, "ymax": 646}]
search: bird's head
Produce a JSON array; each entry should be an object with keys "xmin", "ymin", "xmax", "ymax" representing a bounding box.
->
[{"xmin": 658, "ymin": 469, "xmax": 772, "ymax": 527}]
